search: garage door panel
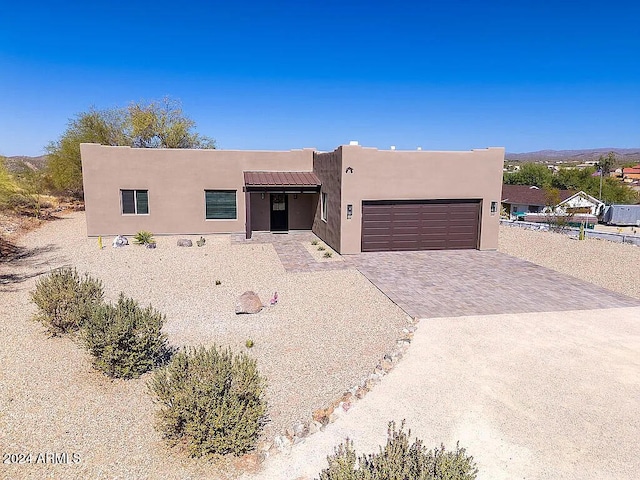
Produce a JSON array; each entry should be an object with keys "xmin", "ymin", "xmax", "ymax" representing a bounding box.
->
[
  {"xmin": 448, "ymin": 225, "xmax": 478, "ymax": 234},
  {"xmin": 361, "ymin": 200, "xmax": 480, "ymax": 252}
]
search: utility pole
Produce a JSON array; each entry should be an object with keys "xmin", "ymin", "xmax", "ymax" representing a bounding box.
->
[{"xmin": 599, "ymin": 167, "xmax": 603, "ymax": 201}]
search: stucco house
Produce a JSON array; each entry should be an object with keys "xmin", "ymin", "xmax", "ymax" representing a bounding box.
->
[
  {"xmin": 501, "ymin": 185, "xmax": 572, "ymax": 219},
  {"xmin": 501, "ymin": 184, "xmax": 604, "ymax": 220},
  {"xmin": 80, "ymin": 143, "xmax": 504, "ymax": 254}
]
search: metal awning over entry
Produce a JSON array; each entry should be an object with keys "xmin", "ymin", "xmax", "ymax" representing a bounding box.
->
[
  {"xmin": 243, "ymin": 171, "xmax": 321, "ymax": 192},
  {"xmin": 243, "ymin": 171, "xmax": 321, "ymax": 239}
]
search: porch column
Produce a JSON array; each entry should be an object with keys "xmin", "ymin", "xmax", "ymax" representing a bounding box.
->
[{"xmin": 245, "ymin": 190, "xmax": 252, "ymax": 239}]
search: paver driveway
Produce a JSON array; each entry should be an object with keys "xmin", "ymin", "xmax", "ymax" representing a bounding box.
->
[{"xmin": 346, "ymin": 250, "xmax": 640, "ymax": 317}]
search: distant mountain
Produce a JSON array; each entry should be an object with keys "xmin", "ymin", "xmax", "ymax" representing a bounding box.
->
[
  {"xmin": 2, "ymin": 155, "xmax": 49, "ymax": 173},
  {"xmin": 506, "ymin": 148, "xmax": 640, "ymax": 163}
]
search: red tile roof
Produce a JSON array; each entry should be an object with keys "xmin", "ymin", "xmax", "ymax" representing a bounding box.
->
[
  {"xmin": 501, "ymin": 184, "xmax": 574, "ymax": 206},
  {"xmin": 243, "ymin": 171, "xmax": 321, "ymax": 187}
]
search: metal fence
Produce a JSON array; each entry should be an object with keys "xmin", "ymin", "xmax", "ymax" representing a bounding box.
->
[{"xmin": 500, "ymin": 220, "xmax": 640, "ymax": 246}]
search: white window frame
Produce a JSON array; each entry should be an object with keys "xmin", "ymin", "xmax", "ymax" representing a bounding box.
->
[
  {"xmin": 120, "ymin": 189, "xmax": 149, "ymax": 215},
  {"xmin": 321, "ymin": 192, "xmax": 328, "ymax": 222}
]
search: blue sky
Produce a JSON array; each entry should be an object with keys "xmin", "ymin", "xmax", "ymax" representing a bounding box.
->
[{"xmin": 1, "ymin": 0, "xmax": 638, "ymax": 156}]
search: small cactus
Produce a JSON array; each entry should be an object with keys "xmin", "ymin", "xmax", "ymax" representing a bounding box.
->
[
  {"xmin": 215, "ymin": 280, "xmax": 221, "ymax": 286},
  {"xmin": 196, "ymin": 236, "xmax": 206, "ymax": 247},
  {"xmin": 245, "ymin": 339, "xmax": 254, "ymax": 348}
]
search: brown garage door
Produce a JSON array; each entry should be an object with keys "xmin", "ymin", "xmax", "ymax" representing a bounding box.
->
[{"xmin": 361, "ymin": 200, "xmax": 481, "ymax": 252}]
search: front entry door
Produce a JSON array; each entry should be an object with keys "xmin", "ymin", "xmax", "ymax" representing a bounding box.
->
[{"xmin": 270, "ymin": 194, "xmax": 288, "ymax": 231}]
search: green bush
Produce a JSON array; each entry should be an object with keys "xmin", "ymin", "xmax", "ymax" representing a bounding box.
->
[
  {"xmin": 318, "ymin": 421, "xmax": 478, "ymax": 480},
  {"xmin": 31, "ymin": 268, "xmax": 104, "ymax": 335},
  {"xmin": 133, "ymin": 230, "xmax": 155, "ymax": 245},
  {"xmin": 83, "ymin": 294, "xmax": 172, "ymax": 379},
  {"xmin": 148, "ymin": 345, "xmax": 268, "ymax": 457}
]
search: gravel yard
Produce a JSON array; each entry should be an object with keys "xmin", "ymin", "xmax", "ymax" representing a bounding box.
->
[
  {"xmin": 0, "ymin": 212, "xmax": 409, "ymax": 479},
  {"xmin": 2, "ymin": 213, "xmax": 638, "ymax": 479},
  {"xmin": 498, "ymin": 225, "xmax": 640, "ymax": 300}
]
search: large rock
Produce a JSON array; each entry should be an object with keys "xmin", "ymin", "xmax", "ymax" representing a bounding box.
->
[
  {"xmin": 235, "ymin": 291, "xmax": 263, "ymax": 314},
  {"xmin": 177, "ymin": 239, "xmax": 193, "ymax": 247}
]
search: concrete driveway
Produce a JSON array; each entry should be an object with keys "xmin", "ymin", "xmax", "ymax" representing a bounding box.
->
[
  {"xmin": 248, "ymin": 307, "xmax": 640, "ymax": 480},
  {"xmin": 346, "ymin": 250, "xmax": 640, "ymax": 318}
]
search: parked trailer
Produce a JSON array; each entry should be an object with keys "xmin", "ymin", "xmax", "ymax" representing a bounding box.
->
[{"xmin": 602, "ymin": 205, "xmax": 640, "ymax": 226}]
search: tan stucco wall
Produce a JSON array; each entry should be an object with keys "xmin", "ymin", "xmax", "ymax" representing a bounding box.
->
[
  {"xmin": 312, "ymin": 149, "xmax": 343, "ymax": 252},
  {"xmin": 80, "ymin": 144, "xmax": 314, "ymax": 236},
  {"xmin": 250, "ymin": 193, "xmax": 270, "ymax": 231},
  {"xmin": 338, "ymin": 145, "xmax": 505, "ymax": 254},
  {"xmin": 289, "ymin": 193, "xmax": 317, "ymax": 230}
]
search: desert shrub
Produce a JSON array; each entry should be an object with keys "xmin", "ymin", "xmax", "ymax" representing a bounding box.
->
[
  {"xmin": 133, "ymin": 230, "xmax": 155, "ymax": 245},
  {"xmin": 318, "ymin": 421, "xmax": 478, "ymax": 480},
  {"xmin": 83, "ymin": 294, "xmax": 172, "ymax": 379},
  {"xmin": 318, "ymin": 245, "xmax": 326, "ymax": 251},
  {"xmin": 311, "ymin": 239, "xmax": 319, "ymax": 245},
  {"xmin": 323, "ymin": 251, "xmax": 333, "ymax": 258},
  {"xmin": 31, "ymin": 268, "xmax": 104, "ymax": 335},
  {"xmin": 148, "ymin": 345, "xmax": 268, "ymax": 457}
]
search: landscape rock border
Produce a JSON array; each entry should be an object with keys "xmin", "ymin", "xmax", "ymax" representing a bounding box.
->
[{"xmin": 255, "ymin": 316, "xmax": 420, "ymax": 461}]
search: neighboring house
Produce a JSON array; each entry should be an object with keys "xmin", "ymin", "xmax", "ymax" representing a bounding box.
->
[
  {"xmin": 80, "ymin": 143, "xmax": 505, "ymax": 254},
  {"xmin": 501, "ymin": 185, "xmax": 604, "ymax": 220},
  {"xmin": 556, "ymin": 191, "xmax": 604, "ymax": 215},
  {"xmin": 622, "ymin": 164, "xmax": 640, "ymax": 181},
  {"xmin": 501, "ymin": 185, "xmax": 573, "ymax": 218}
]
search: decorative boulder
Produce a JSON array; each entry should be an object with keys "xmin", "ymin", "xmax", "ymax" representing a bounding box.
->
[
  {"xmin": 112, "ymin": 235, "xmax": 128, "ymax": 248},
  {"xmin": 177, "ymin": 239, "xmax": 193, "ymax": 247},
  {"xmin": 235, "ymin": 291, "xmax": 263, "ymax": 314}
]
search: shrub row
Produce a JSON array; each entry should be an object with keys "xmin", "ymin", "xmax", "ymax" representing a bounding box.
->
[
  {"xmin": 31, "ymin": 270, "xmax": 474, "ymax": 469},
  {"xmin": 31, "ymin": 268, "xmax": 169, "ymax": 378},
  {"xmin": 31, "ymin": 267, "xmax": 268, "ymax": 456}
]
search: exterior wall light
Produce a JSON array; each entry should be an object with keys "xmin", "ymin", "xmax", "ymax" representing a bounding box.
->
[
  {"xmin": 261, "ymin": 192, "xmax": 265, "ymax": 200},
  {"xmin": 347, "ymin": 204, "xmax": 353, "ymax": 219},
  {"xmin": 491, "ymin": 201, "xmax": 497, "ymax": 215}
]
